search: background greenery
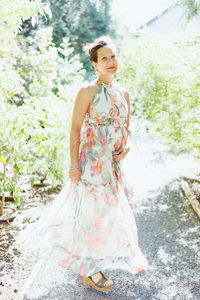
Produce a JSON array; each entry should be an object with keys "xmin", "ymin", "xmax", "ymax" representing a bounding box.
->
[
  {"xmin": 20, "ymin": 0, "xmax": 115, "ymax": 79},
  {"xmin": 176, "ymin": 0, "xmax": 200, "ymax": 20},
  {"xmin": 116, "ymin": 28, "xmax": 200, "ymax": 159}
]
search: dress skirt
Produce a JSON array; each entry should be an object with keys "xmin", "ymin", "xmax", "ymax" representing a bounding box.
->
[{"xmin": 16, "ymin": 178, "xmax": 149, "ymax": 277}]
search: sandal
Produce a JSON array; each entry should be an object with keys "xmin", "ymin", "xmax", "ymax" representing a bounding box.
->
[{"xmin": 82, "ymin": 271, "xmax": 114, "ymax": 292}]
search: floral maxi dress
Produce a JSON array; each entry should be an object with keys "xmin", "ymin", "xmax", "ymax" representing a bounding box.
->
[{"xmin": 17, "ymin": 81, "xmax": 149, "ymax": 277}]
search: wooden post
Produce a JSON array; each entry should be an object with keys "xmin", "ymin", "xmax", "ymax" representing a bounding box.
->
[{"xmin": 181, "ymin": 179, "xmax": 200, "ymax": 220}]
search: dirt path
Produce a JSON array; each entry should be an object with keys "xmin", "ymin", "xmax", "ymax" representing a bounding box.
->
[{"xmin": 17, "ymin": 131, "xmax": 200, "ymax": 300}]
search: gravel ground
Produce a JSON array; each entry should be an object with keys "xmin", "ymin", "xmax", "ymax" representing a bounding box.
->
[
  {"xmin": 21, "ymin": 179, "xmax": 200, "ymax": 300},
  {"xmin": 2, "ymin": 126, "xmax": 200, "ymax": 300}
]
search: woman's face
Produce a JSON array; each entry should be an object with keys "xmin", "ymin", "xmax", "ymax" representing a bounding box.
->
[{"xmin": 92, "ymin": 45, "xmax": 118, "ymax": 75}]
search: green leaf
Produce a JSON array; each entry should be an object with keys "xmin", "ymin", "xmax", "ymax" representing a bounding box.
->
[
  {"xmin": 31, "ymin": 177, "xmax": 35, "ymax": 187},
  {"xmin": 31, "ymin": 15, "xmax": 38, "ymax": 27},
  {"xmin": 42, "ymin": 4, "xmax": 52, "ymax": 19}
]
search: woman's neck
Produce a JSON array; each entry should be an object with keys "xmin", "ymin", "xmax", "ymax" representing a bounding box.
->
[{"xmin": 97, "ymin": 75, "xmax": 115, "ymax": 84}]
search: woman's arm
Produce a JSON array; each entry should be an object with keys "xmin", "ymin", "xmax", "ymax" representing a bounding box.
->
[
  {"xmin": 69, "ymin": 85, "xmax": 97, "ymax": 168},
  {"xmin": 124, "ymin": 90, "xmax": 132, "ymax": 140}
]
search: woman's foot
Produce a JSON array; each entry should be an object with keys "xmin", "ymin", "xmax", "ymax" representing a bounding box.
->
[
  {"xmin": 91, "ymin": 271, "xmax": 113, "ymax": 287},
  {"xmin": 81, "ymin": 271, "xmax": 114, "ymax": 291}
]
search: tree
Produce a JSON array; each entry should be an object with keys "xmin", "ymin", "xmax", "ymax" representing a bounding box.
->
[
  {"xmin": 175, "ymin": 0, "xmax": 200, "ymax": 20},
  {"xmin": 0, "ymin": 0, "xmax": 51, "ymax": 34},
  {"xmin": 70, "ymin": 0, "xmax": 116, "ymax": 78},
  {"xmin": 19, "ymin": 0, "xmax": 115, "ymax": 77}
]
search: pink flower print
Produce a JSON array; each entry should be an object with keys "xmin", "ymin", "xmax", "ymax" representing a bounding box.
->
[
  {"xmin": 109, "ymin": 106, "xmax": 120, "ymax": 117},
  {"xmin": 89, "ymin": 106, "xmax": 100, "ymax": 118},
  {"xmin": 114, "ymin": 139, "xmax": 121, "ymax": 151},
  {"xmin": 114, "ymin": 118, "xmax": 121, "ymax": 127},
  {"xmin": 124, "ymin": 185, "xmax": 134, "ymax": 199},
  {"xmin": 116, "ymin": 184, "xmax": 119, "ymax": 194},
  {"xmin": 90, "ymin": 158, "xmax": 103, "ymax": 175},
  {"xmin": 90, "ymin": 186, "xmax": 98, "ymax": 202},
  {"xmin": 59, "ymin": 238, "xmax": 79, "ymax": 267},
  {"xmin": 112, "ymin": 168, "xmax": 117, "ymax": 180},
  {"xmin": 78, "ymin": 263, "xmax": 87, "ymax": 277},
  {"xmin": 117, "ymin": 236, "xmax": 127, "ymax": 250},
  {"xmin": 107, "ymin": 224, "xmax": 112, "ymax": 235},
  {"xmin": 121, "ymin": 134, "xmax": 126, "ymax": 147},
  {"xmin": 48, "ymin": 230, "xmax": 60, "ymax": 241},
  {"xmin": 80, "ymin": 150, "xmax": 87, "ymax": 165},
  {"xmin": 102, "ymin": 190, "xmax": 117, "ymax": 206},
  {"xmin": 135, "ymin": 266, "xmax": 144, "ymax": 273},
  {"xmin": 93, "ymin": 219, "xmax": 103, "ymax": 231},
  {"xmin": 67, "ymin": 238, "xmax": 78, "ymax": 254},
  {"xmin": 60, "ymin": 256, "xmax": 74, "ymax": 268},
  {"xmin": 114, "ymin": 126, "xmax": 120, "ymax": 134},
  {"xmin": 123, "ymin": 185, "xmax": 135, "ymax": 210},
  {"xmin": 118, "ymin": 172, "xmax": 123, "ymax": 184},
  {"xmin": 94, "ymin": 118, "xmax": 105, "ymax": 127},
  {"xmin": 85, "ymin": 233, "xmax": 106, "ymax": 252},
  {"xmin": 90, "ymin": 212, "xmax": 104, "ymax": 231},
  {"xmin": 98, "ymin": 132, "xmax": 107, "ymax": 146},
  {"xmin": 87, "ymin": 128, "xmax": 94, "ymax": 148},
  {"xmin": 84, "ymin": 185, "xmax": 90, "ymax": 197}
]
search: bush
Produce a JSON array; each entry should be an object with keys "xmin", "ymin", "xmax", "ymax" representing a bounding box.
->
[
  {"xmin": 0, "ymin": 25, "xmax": 85, "ymax": 207},
  {"xmin": 117, "ymin": 28, "xmax": 200, "ymax": 159}
]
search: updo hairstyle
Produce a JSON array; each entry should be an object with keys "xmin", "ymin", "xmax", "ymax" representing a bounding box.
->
[{"xmin": 83, "ymin": 35, "xmax": 117, "ymax": 63}]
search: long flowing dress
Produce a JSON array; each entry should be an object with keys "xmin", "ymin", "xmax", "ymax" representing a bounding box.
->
[{"xmin": 16, "ymin": 81, "xmax": 149, "ymax": 277}]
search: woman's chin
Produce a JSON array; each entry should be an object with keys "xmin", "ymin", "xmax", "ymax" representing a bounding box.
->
[{"xmin": 106, "ymin": 68, "xmax": 117, "ymax": 74}]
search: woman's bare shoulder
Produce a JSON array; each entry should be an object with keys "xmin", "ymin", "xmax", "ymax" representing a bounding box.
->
[
  {"xmin": 79, "ymin": 82, "xmax": 98, "ymax": 97},
  {"xmin": 115, "ymin": 83, "xmax": 130, "ymax": 99}
]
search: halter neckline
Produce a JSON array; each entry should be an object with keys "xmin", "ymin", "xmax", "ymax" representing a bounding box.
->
[{"xmin": 96, "ymin": 80, "xmax": 114, "ymax": 87}]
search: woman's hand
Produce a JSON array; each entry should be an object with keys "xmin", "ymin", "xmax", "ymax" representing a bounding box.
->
[
  {"xmin": 68, "ymin": 168, "xmax": 82, "ymax": 184},
  {"xmin": 114, "ymin": 146, "xmax": 130, "ymax": 163}
]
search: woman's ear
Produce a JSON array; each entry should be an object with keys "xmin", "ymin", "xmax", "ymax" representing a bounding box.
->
[{"xmin": 92, "ymin": 61, "xmax": 97, "ymax": 70}]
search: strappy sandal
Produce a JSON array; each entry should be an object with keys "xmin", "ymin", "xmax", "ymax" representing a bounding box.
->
[{"xmin": 82, "ymin": 271, "xmax": 114, "ymax": 292}]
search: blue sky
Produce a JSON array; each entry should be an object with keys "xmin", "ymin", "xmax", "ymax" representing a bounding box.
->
[{"xmin": 111, "ymin": 0, "xmax": 174, "ymax": 31}]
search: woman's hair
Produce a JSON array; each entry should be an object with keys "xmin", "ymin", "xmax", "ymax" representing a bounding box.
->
[{"xmin": 83, "ymin": 35, "xmax": 117, "ymax": 63}]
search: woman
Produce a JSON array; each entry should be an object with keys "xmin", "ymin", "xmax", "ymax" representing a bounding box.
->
[
  {"xmin": 17, "ymin": 36, "xmax": 149, "ymax": 293},
  {"xmin": 67, "ymin": 36, "xmax": 149, "ymax": 291}
]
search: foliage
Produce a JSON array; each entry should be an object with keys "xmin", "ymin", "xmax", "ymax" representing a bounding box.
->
[
  {"xmin": 117, "ymin": 29, "xmax": 200, "ymax": 160},
  {"xmin": 20, "ymin": 0, "xmax": 115, "ymax": 78},
  {"xmin": 0, "ymin": 0, "xmax": 51, "ymax": 34},
  {"xmin": 175, "ymin": 0, "xmax": 200, "ymax": 20},
  {"xmin": 0, "ymin": 0, "xmax": 85, "ymax": 207},
  {"xmin": 70, "ymin": 0, "xmax": 116, "ymax": 78}
]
